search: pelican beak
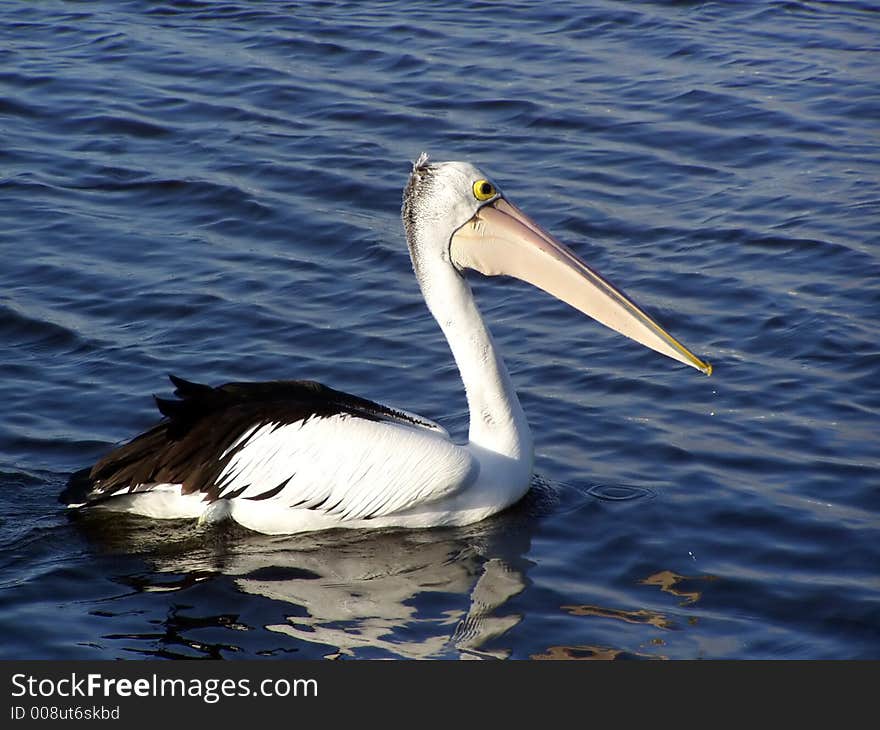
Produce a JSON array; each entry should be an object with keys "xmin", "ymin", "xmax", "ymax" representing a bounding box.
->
[{"xmin": 449, "ymin": 197, "xmax": 712, "ymax": 375}]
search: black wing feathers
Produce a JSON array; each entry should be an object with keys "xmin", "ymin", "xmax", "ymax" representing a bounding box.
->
[{"xmin": 62, "ymin": 375, "xmax": 435, "ymax": 505}]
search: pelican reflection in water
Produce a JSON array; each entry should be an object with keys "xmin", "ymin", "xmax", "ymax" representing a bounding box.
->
[{"xmin": 74, "ymin": 505, "xmax": 540, "ymax": 659}]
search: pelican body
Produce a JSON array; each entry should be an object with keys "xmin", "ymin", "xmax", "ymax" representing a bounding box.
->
[{"xmin": 62, "ymin": 155, "xmax": 711, "ymax": 535}]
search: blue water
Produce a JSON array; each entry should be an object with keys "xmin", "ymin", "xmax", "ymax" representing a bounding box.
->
[{"xmin": 1, "ymin": 0, "xmax": 878, "ymax": 659}]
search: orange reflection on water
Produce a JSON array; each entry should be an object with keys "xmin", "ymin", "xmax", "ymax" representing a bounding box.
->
[
  {"xmin": 639, "ymin": 569, "xmax": 717, "ymax": 605},
  {"xmin": 560, "ymin": 603, "xmax": 672, "ymax": 629},
  {"xmin": 532, "ymin": 644, "xmax": 665, "ymax": 660}
]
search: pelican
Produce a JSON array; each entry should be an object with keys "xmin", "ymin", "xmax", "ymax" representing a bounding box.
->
[{"xmin": 61, "ymin": 154, "xmax": 711, "ymax": 535}]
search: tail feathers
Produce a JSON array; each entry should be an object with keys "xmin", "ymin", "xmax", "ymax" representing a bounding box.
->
[
  {"xmin": 59, "ymin": 468, "xmax": 166, "ymax": 507},
  {"xmin": 58, "ymin": 467, "xmax": 95, "ymax": 505},
  {"xmin": 155, "ymin": 374, "xmax": 214, "ymax": 420},
  {"xmin": 154, "ymin": 396, "xmax": 183, "ymax": 419},
  {"xmin": 168, "ymin": 374, "xmax": 213, "ymax": 399}
]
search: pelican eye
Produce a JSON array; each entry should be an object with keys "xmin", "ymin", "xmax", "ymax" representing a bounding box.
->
[{"xmin": 472, "ymin": 179, "xmax": 496, "ymax": 201}]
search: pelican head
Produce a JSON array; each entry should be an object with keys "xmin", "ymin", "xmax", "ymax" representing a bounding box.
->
[{"xmin": 402, "ymin": 153, "xmax": 711, "ymax": 375}]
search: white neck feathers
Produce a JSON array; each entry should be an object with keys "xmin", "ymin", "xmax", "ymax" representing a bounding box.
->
[{"xmin": 417, "ymin": 256, "xmax": 533, "ymax": 461}]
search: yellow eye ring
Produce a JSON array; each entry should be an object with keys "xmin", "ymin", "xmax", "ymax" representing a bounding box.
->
[{"xmin": 472, "ymin": 179, "xmax": 496, "ymax": 201}]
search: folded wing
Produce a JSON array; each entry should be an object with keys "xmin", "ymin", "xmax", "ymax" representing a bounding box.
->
[{"xmin": 63, "ymin": 375, "xmax": 477, "ymax": 521}]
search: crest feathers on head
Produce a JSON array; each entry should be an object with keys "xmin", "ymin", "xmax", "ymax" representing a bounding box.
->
[{"xmin": 412, "ymin": 152, "xmax": 430, "ymax": 174}]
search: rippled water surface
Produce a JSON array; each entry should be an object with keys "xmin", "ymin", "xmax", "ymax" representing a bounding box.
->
[{"xmin": 1, "ymin": 1, "xmax": 878, "ymax": 659}]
